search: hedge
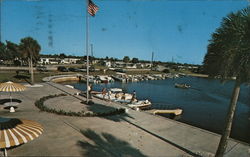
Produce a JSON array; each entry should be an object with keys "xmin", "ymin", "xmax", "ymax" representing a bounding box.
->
[{"xmin": 35, "ymin": 94, "xmax": 125, "ymax": 117}]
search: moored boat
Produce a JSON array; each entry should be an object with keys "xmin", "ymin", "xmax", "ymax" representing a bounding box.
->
[
  {"xmin": 175, "ymin": 83, "xmax": 190, "ymax": 89},
  {"xmin": 127, "ymin": 100, "xmax": 152, "ymax": 110}
]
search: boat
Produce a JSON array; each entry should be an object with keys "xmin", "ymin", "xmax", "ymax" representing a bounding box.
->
[
  {"xmin": 94, "ymin": 88, "xmax": 132, "ymax": 102},
  {"xmin": 97, "ymin": 75, "xmax": 114, "ymax": 83},
  {"xmin": 127, "ymin": 100, "xmax": 152, "ymax": 110},
  {"xmin": 175, "ymin": 83, "xmax": 190, "ymax": 89}
]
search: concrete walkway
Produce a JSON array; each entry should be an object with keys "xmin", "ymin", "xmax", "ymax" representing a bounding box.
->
[{"xmin": 0, "ymin": 82, "xmax": 249, "ymax": 157}]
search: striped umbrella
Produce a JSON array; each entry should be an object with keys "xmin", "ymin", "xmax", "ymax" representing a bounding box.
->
[
  {"xmin": 0, "ymin": 81, "xmax": 26, "ymax": 92},
  {"xmin": 0, "ymin": 117, "xmax": 43, "ymax": 156},
  {"xmin": 0, "ymin": 81, "xmax": 26, "ymax": 107}
]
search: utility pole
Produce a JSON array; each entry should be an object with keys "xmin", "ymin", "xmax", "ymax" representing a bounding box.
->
[
  {"xmin": 0, "ymin": 0, "xmax": 2, "ymax": 43},
  {"xmin": 90, "ymin": 44, "xmax": 93, "ymax": 58},
  {"xmin": 90, "ymin": 44, "xmax": 93, "ymax": 65},
  {"xmin": 151, "ymin": 52, "xmax": 154, "ymax": 70}
]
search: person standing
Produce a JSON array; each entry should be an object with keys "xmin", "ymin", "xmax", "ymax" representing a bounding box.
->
[
  {"xmin": 102, "ymin": 88, "xmax": 107, "ymax": 100},
  {"xmin": 88, "ymin": 84, "xmax": 92, "ymax": 99},
  {"xmin": 107, "ymin": 89, "xmax": 112, "ymax": 101}
]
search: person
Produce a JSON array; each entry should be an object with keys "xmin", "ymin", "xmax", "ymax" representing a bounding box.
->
[
  {"xmin": 130, "ymin": 90, "xmax": 137, "ymax": 103},
  {"xmin": 121, "ymin": 92, "xmax": 126, "ymax": 101},
  {"xmin": 102, "ymin": 88, "xmax": 107, "ymax": 100},
  {"xmin": 88, "ymin": 84, "xmax": 92, "ymax": 99},
  {"xmin": 107, "ymin": 89, "xmax": 112, "ymax": 101}
]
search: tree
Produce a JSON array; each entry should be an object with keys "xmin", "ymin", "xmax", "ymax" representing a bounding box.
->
[
  {"xmin": 123, "ymin": 56, "xmax": 130, "ymax": 63},
  {"xmin": 131, "ymin": 57, "xmax": 139, "ymax": 63},
  {"xmin": 59, "ymin": 53, "xmax": 67, "ymax": 59},
  {"xmin": 19, "ymin": 37, "xmax": 41, "ymax": 85},
  {"xmin": 203, "ymin": 7, "xmax": 250, "ymax": 157},
  {"xmin": 0, "ymin": 42, "xmax": 8, "ymax": 60},
  {"xmin": 6, "ymin": 41, "xmax": 20, "ymax": 64}
]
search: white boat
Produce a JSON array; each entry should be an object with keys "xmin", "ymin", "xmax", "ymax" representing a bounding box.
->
[
  {"xmin": 127, "ymin": 100, "xmax": 152, "ymax": 110},
  {"xmin": 97, "ymin": 75, "xmax": 114, "ymax": 83},
  {"xmin": 110, "ymin": 88, "xmax": 123, "ymax": 93},
  {"xmin": 94, "ymin": 88, "xmax": 132, "ymax": 102},
  {"xmin": 65, "ymin": 85, "xmax": 74, "ymax": 89}
]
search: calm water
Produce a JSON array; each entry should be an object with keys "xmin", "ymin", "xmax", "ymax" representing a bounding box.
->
[{"xmin": 69, "ymin": 76, "xmax": 250, "ymax": 144}]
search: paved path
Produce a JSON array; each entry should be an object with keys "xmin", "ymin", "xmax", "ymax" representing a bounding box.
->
[{"xmin": 0, "ymin": 82, "xmax": 249, "ymax": 157}]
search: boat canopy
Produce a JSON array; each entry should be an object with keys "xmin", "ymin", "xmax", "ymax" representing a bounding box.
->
[{"xmin": 110, "ymin": 88, "xmax": 123, "ymax": 92}]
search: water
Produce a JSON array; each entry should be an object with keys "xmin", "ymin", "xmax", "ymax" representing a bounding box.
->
[{"xmin": 69, "ymin": 76, "xmax": 250, "ymax": 144}]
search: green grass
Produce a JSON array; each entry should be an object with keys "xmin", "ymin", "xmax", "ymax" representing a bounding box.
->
[{"xmin": 0, "ymin": 71, "xmax": 76, "ymax": 83}]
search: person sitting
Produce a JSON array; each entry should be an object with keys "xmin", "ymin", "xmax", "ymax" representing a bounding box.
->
[{"xmin": 130, "ymin": 90, "xmax": 137, "ymax": 103}]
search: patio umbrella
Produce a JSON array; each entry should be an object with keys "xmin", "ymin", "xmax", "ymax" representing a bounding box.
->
[
  {"xmin": 0, "ymin": 81, "xmax": 26, "ymax": 106},
  {"xmin": 0, "ymin": 117, "xmax": 43, "ymax": 156}
]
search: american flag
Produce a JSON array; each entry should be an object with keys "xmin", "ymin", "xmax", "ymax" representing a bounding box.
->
[{"xmin": 88, "ymin": 0, "xmax": 99, "ymax": 17}]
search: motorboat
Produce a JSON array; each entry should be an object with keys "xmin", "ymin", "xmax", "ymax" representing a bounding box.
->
[
  {"xmin": 127, "ymin": 100, "xmax": 152, "ymax": 110},
  {"xmin": 175, "ymin": 83, "xmax": 190, "ymax": 89}
]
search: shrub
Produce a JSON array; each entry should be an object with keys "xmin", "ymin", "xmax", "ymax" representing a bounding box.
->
[{"xmin": 35, "ymin": 94, "xmax": 125, "ymax": 117}]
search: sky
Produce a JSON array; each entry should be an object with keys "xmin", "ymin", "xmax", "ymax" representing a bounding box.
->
[{"xmin": 2, "ymin": 0, "xmax": 249, "ymax": 64}]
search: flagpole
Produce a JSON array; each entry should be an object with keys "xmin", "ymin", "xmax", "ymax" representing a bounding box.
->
[{"xmin": 86, "ymin": 0, "xmax": 90, "ymax": 103}]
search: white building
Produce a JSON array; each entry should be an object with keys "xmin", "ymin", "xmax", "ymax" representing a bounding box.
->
[
  {"xmin": 60, "ymin": 58, "xmax": 80, "ymax": 64},
  {"xmin": 103, "ymin": 61, "xmax": 112, "ymax": 67}
]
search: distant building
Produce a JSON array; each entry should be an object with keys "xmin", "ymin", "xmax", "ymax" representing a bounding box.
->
[
  {"xmin": 38, "ymin": 58, "xmax": 52, "ymax": 65},
  {"xmin": 60, "ymin": 58, "xmax": 80, "ymax": 64},
  {"xmin": 103, "ymin": 61, "xmax": 112, "ymax": 67},
  {"xmin": 153, "ymin": 65, "xmax": 167, "ymax": 72},
  {"xmin": 38, "ymin": 57, "xmax": 80, "ymax": 65}
]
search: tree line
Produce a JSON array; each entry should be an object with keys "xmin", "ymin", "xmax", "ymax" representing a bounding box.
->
[
  {"xmin": 0, "ymin": 37, "xmax": 41, "ymax": 84},
  {"xmin": 0, "ymin": 37, "xmax": 41, "ymax": 66}
]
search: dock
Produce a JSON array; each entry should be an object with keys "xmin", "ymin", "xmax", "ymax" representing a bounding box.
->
[{"xmin": 148, "ymin": 109, "xmax": 183, "ymax": 116}]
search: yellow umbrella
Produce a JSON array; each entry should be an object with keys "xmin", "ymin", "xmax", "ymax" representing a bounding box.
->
[
  {"xmin": 0, "ymin": 81, "xmax": 26, "ymax": 92},
  {"xmin": 0, "ymin": 81, "xmax": 26, "ymax": 107},
  {"xmin": 0, "ymin": 117, "xmax": 43, "ymax": 156}
]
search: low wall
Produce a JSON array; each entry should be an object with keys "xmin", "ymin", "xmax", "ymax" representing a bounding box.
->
[{"xmin": 51, "ymin": 76, "xmax": 80, "ymax": 83}]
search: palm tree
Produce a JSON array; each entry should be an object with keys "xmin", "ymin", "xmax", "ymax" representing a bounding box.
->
[
  {"xmin": 19, "ymin": 37, "xmax": 41, "ymax": 85},
  {"xmin": 203, "ymin": 7, "xmax": 250, "ymax": 157}
]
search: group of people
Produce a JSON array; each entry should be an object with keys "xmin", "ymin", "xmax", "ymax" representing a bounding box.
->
[
  {"xmin": 87, "ymin": 84, "xmax": 137, "ymax": 103},
  {"xmin": 101, "ymin": 88, "xmax": 111, "ymax": 100},
  {"xmin": 101, "ymin": 88, "xmax": 137, "ymax": 103}
]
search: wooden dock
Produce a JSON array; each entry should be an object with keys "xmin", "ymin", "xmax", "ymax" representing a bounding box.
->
[{"xmin": 148, "ymin": 109, "xmax": 183, "ymax": 116}]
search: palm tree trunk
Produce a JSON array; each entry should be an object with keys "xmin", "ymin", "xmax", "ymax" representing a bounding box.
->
[
  {"xmin": 30, "ymin": 55, "xmax": 34, "ymax": 85},
  {"xmin": 215, "ymin": 79, "xmax": 241, "ymax": 157},
  {"xmin": 28, "ymin": 58, "xmax": 31, "ymax": 73}
]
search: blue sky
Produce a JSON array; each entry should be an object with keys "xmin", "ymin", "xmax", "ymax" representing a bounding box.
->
[{"xmin": 2, "ymin": 0, "xmax": 249, "ymax": 64}]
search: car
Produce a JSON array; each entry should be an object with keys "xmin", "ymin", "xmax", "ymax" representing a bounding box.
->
[
  {"xmin": 115, "ymin": 68, "xmax": 126, "ymax": 73},
  {"xmin": 57, "ymin": 66, "xmax": 69, "ymax": 72},
  {"xmin": 68, "ymin": 67, "xmax": 81, "ymax": 72},
  {"xmin": 36, "ymin": 66, "xmax": 48, "ymax": 72},
  {"xmin": 80, "ymin": 66, "xmax": 95, "ymax": 72}
]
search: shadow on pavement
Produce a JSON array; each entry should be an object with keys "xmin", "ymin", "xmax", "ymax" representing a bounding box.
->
[
  {"xmin": 0, "ymin": 99, "xmax": 22, "ymax": 104},
  {"xmin": 87, "ymin": 103, "xmax": 134, "ymax": 122},
  {"xmin": 101, "ymin": 113, "xmax": 135, "ymax": 122},
  {"xmin": 77, "ymin": 129, "xmax": 146, "ymax": 157},
  {"xmin": 14, "ymin": 75, "xmax": 31, "ymax": 84}
]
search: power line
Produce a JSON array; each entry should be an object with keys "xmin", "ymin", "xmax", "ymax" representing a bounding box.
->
[{"xmin": 3, "ymin": 0, "xmax": 248, "ymax": 1}]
